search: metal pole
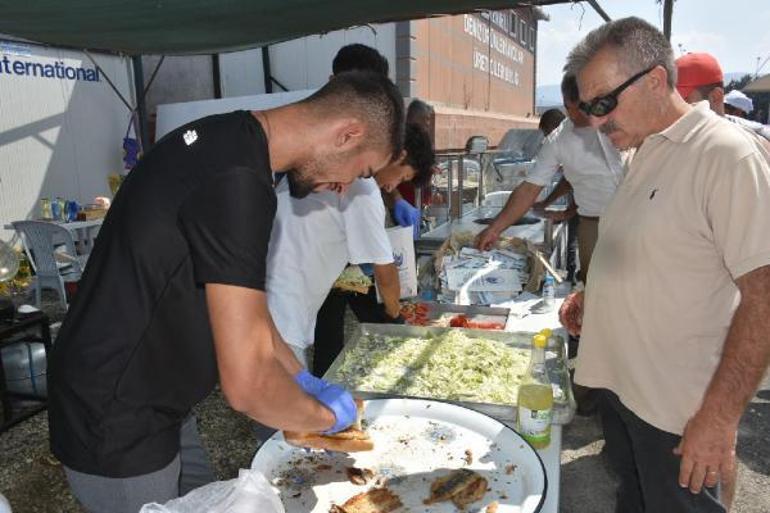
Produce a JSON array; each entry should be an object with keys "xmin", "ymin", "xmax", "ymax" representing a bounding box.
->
[
  {"xmin": 457, "ymin": 154, "xmax": 464, "ymax": 219},
  {"xmin": 212, "ymin": 54, "xmax": 222, "ymax": 99},
  {"xmin": 131, "ymin": 56, "xmax": 150, "ymax": 151},
  {"xmin": 585, "ymin": 0, "xmax": 612, "ymax": 22},
  {"xmin": 447, "ymin": 156, "xmax": 454, "ymax": 222},
  {"xmin": 261, "ymin": 46, "xmax": 272, "ymax": 93},
  {"xmin": 477, "ymin": 153, "xmax": 485, "ymax": 207},
  {"xmin": 662, "ymin": 0, "xmax": 674, "ymax": 41}
]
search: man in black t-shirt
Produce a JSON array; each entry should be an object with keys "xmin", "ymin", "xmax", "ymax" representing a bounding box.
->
[{"xmin": 48, "ymin": 71, "xmax": 404, "ymax": 512}]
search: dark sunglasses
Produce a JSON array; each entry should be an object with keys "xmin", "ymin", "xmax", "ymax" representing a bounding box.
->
[{"xmin": 578, "ymin": 66, "xmax": 656, "ymax": 117}]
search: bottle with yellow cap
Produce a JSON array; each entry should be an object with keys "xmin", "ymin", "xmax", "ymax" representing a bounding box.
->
[
  {"xmin": 539, "ymin": 328, "xmax": 576, "ymax": 424},
  {"xmin": 516, "ymin": 333, "xmax": 553, "ymax": 449}
]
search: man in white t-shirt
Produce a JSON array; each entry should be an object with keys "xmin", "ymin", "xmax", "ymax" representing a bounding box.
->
[
  {"xmin": 475, "ymin": 74, "xmax": 625, "ymax": 282},
  {"xmin": 266, "ymin": 176, "xmax": 393, "ymax": 366},
  {"xmin": 267, "ymin": 123, "xmax": 435, "ymax": 365}
]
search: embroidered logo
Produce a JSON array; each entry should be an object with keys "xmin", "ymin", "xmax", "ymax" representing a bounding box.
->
[
  {"xmin": 649, "ymin": 188, "xmax": 659, "ymax": 200},
  {"xmin": 183, "ymin": 130, "xmax": 198, "ymax": 146}
]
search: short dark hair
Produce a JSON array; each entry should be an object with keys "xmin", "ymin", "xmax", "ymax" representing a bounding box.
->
[
  {"xmin": 403, "ymin": 123, "xmax": 435, "ymax": 188},
  {"xmin": 304, "ymin": 70, "xmax": 404, "ymax": 160},
  {"xmin": 538, "ymin": 109, "xmax": 566, "ymax": 136},
  {"xmin": 561, "ymin": 74, "xmax": 580, "ymax": 104},
  {"xmin": 406, "ymin": 99, "xmax": 435, "ymax": 125},
  {"xmin": 332, "ymin": 44, "xmax": 389, "ymax": 76},
  {"xmin": 696, "ymin": 82, "xmax": 724, "ymax": 98}
]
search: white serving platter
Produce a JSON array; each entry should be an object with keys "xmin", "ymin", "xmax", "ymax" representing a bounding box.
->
[{"xmin": 251, "ymin": 398, "xmax": 546, "ymax": 513}]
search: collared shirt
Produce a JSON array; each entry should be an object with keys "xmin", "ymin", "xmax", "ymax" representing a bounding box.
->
[
  {"xmin": 266, "ymin": 178, "xmax": 393, "ymax": 349},
  {"xmin": 575, "ymin": 102, "xmax": 770, "ymax": 435},
  {"xmin": 526, "ymin": 118, "xmax": 626, "ymax": 217}
]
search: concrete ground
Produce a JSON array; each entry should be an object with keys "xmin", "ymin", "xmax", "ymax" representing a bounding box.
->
[{"xmin": 1, "ymin": 295, "xmax": 768, "ymax": 512}]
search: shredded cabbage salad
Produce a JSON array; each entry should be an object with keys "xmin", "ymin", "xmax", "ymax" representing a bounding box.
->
[{"xmin": 330, "ymin": 330, "xmax": 530, "ymax": 404}]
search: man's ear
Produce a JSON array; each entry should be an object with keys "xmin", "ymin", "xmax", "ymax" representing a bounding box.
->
[
  {"xmin": 334, "ymin": 118, "xmax": 366, "ymax": 150},
  {"xmin": 709, "ymin": 87, "xmax": 725, "ymax": 106},
  {"xmin": 648, "ymin": 65, "xmax": 669, "ymax": 95}
]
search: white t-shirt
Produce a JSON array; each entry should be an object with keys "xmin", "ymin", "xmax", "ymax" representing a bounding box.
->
[
  {"xmin": 266, "ymin": 177, "xmax": 394, "ymax": 348},
  {"xmin": 526, "ymin": 119, "xmax": 626, "ymax": 217},
  {"xmin": 726, "ymin": 114, "xmax": 770, "ymax": 142}
]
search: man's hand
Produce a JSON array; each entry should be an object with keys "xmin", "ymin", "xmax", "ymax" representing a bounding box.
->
[
  {"xmin": 559, "ymin": 291, "xmax": 584, "ymax": 336},
  {"xmin": 384, "ymin": 301, "xmax": 401, "ymax": 320},
  {"xmin": 475, "ymin": 226, "xmax": 501, "ymax": 251},
  {"xmin": 393, "ymin": 199, "xmax": 420, "ymax": 238},
  {"xmin": 294, "ymin": 369, "xmax": 325, "ymax": 396},
  {"xmin": 294, "ymin": 369, "xmax": 357, "ymax": 434},
  {"xmin": 674, "ymin": 410, "xmax": 738, "ymax": 494},
  {"xmin": 543, "ymin": 209, "xmax": 576, "ymax": 222},
  {"xmin": 315, "ymin": 384, "xmax": 357, "ymax": 434}
]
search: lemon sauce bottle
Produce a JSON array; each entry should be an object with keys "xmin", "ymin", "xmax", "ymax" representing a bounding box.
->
[{"xmin": 516, "ymin": 333, "xmax": 553, "ymax": 449}]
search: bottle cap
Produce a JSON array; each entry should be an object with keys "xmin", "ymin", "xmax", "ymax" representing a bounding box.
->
[
  {"xmin": 540, "ymin": 328, "xmax": 552, "ymax": 338},
  {"xmin": 533, "ymin": 334, "xmax": 547, "ymax": 348}
]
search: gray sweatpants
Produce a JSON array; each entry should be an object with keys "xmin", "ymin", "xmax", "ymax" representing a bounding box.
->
[{"xmin": 64, "ymin": 414, "xmax": 215, "ymax": 513}]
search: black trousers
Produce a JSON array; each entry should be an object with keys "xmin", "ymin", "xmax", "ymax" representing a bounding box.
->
[
  {"xmin": 598, "ymin": 390, "xmax": 725, "ymax": 513},
  {"xmin": 566, "ymin": 214, "xmax": 579, "ymax": 283},
  {"xmin": 312, "ymin": 287, "xmax": 396, "ymax": 377}
]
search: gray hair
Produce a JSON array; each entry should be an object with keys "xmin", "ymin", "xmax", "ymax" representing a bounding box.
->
[{"xmin": 564, "ymin": 17, "xmax": 676, "ymax": 89}]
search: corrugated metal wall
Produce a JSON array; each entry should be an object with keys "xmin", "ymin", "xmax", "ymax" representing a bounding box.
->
[{"xmin": 0, "ymin": 42, "xmax": 134, "ymax": 242}]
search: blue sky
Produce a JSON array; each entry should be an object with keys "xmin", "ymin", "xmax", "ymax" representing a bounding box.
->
[{"xmin": 536, "ymin": 0, "xmax": 770, "ymax": 87}]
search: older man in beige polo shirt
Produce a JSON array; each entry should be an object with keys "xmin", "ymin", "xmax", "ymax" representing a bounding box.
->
[{"xmin": 559, "ymin": 17, "xmax": 770, "ymax": 513}]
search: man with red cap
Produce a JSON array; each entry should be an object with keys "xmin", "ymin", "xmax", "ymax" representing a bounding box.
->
[{"xmin": 676, "ymin": 52, "xmax": 770, "ymax": 144}]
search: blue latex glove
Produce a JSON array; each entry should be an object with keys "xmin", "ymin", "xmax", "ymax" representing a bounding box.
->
[
  {"xmin": 316, "ymin": 384, "xmax": 357, "ymax": 434},
  {"xmin": 294, "ymin": 370, "xmax": 357, "ymax": 434},
  {"xmin": 393, "ymin": 199, "xmax": 421, "ymax": 239},
  {"xmin": 294, "ymin": 369, "xmax": 325, "ymax": 396}
]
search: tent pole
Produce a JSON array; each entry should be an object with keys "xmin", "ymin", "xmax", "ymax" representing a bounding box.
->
[
  {"xmin": 262, "ymin": 46, "xmax": 272, "ymax": 94},
  {"xmin": 83, "ymin": 50, "xmax": 133, "ymax": 111},
  {"xmin": 585, "ymin": 0, "xmax": 611, "ymax": 22},
  {"xmin": 132, "ymin": 56, "xmax": 151, "ymax": 150}
]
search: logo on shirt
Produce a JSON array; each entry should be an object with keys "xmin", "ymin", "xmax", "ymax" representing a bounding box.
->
[
  {"xmin": 649, "ymin": 188, "xmax": 659, "ymax": 200},
  {"xmin": 183, "ymin": 130, "xmax": 198, "ymax": 146}
]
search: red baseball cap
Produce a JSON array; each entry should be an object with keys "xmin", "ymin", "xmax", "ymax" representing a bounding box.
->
[{"xmin": 675, "ymin": 52, "xmax": 724, "ymax": 99}]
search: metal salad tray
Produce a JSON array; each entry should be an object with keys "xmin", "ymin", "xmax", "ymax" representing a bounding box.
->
[{"xmin": 324, "ymin": 323, "xmax": 538, "ymax": 423}]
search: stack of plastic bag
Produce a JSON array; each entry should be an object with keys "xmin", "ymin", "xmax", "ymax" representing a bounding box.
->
[{"xmin": 438, "ymin": 247, "xmax": 530, "ymax": 305}]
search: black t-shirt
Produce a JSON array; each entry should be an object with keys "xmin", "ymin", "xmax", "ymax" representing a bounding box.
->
[{"xmin": 48, "ymin": 111, "xmax": 275, "ymax": 477}]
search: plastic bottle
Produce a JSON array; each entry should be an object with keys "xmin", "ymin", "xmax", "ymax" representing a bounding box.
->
[
  {"xmin": 516, "ymin": 333, "xmax": 553, "ymax": 449},
  {"xmin": 541, "ymin": 274, "xmax": 555, "ymax": 312},
  {"xmin": 541, "ymin": 328, "xmax": 576, "ymax": 424},
  {"xmin": 39, "ymin": 198, "xmax": 52, "ymax": 220}
]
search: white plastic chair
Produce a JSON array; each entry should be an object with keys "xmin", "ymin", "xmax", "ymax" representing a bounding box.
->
[{"xmin": 11, "ymin": 221, "xmax": 85, "ymax": 308}]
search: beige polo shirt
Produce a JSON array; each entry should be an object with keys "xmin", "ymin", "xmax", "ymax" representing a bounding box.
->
[{"xmin": 575, "ymin": 102, "xmax": 770, "ymax": 435}]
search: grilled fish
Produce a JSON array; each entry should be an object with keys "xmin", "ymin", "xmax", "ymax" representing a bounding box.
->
[{"xmin": 424, "ymin": 468, "xmax": 488, "ymax": 508}]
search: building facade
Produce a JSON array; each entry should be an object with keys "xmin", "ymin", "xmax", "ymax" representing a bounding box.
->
[{"xmin": 144, "ymin": 8, "xmax": 543, "ymax": 149}]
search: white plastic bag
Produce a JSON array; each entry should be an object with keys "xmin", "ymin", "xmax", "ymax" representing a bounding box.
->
[
  {"xmin": 0, "ymin": 493, "xmax": 12, "ymax": 513},
  {"xmin": 377, "ymin": 225, "xmax": 418, "ymax": 300},
  {"xmin": 140, "ymin": 469, "xmax": 284, "ymax": 513}
]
